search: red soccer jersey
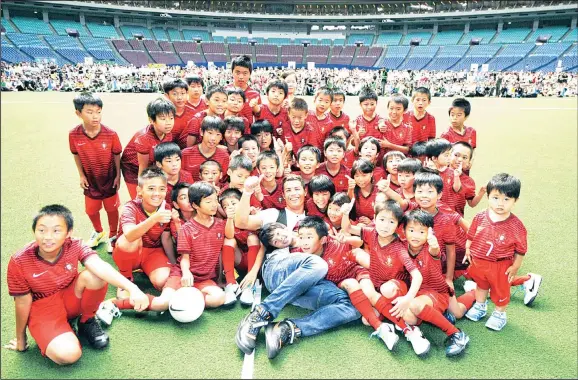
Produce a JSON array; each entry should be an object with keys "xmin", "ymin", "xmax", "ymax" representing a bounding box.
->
[
  {"xmin": 354, "ymin": 185, "xmax": 380, "ymax": 220},
  {"xmin": 234, "ymin": 227, "xmax": 255, "ymax": 252},
  {"xmin": 408, "ymin": 243, "xmax": 451, "ymax": 295},
  {"xmin": 174, "ymin": 106, "xmax": 197, "ymax": 149},
  {"xmin": 283, "ymin": 123, "xmax": 322, "ymax": 153},
  {"xmin": 186, "ymin": 99, "xmax": 208, "ymax": 115},
  {"xmin": 381, "ymin": 120, "xmax": 413, "ymax": 155},
  {"xmin": 407, "ymin": 110, "xmax": 436, "ymax": 144},
  {"xmin": 177, "ymin": 218, "xmax": 225, "ymax": 281},
  {"xmin": 440, "ymin": 126, "xmax": 477, "ymax": 149},
  {"xmin": 69, "ymin": 124, "xmax": 122, "ymax": 200},
  {"xmin": 373, "ymin": 166, "xmax": 386, "ymax": 183},
  {"xmin": 430, "ymin": 208, "xmax": 457, "ymax": 260},
  {"xmin": 121, "ymin": 125, "xmax": 173, "ymax": 185},
  {"xmin": 306, "ymin": 111, "xmax": 333, "ymax": 144},
  {"xmin": 440, "ymin": 209, "xmax": 468, "ymax": 270},
  {"xmin": 444, "ymin": 172, "xmax": 476, "ymax": 217},
  {"xmin": 354, "ymin": 114, "xmax": 383, "ymax": 140},
  {"xmin": 328, "ymin": 111, "xmax": 351, "ymax": 133},
  {"xmin": 181, "ymin": 145, "xmax": 230, "ymax": 182},
  {"xmin": 165, "ymin": 171, "xmax": 194, "ymax": 204},
  {"xmin": 7, "ymin": 239, "xmax": 95, "ymax": 301},
  {"xmin": 320, "ymin": 238, "xmax": 361, "ymax": 285},
  {"xmin": 225, "ymin": 85, "xmax": 261, "ymax": 125},
  {"xmin": 467, "ymin": 210, "xmax": 528, "ymax": 261},
  {"xmin": 118, "ymin": 198, "xmax": 172, "ymax": 248},
  {"xmin": 183, "ymin": 110, "xmax": 209, "ymax": 144},
  {"xmin": 343, "ymin": 149, "xmax": 356, "ymax": 169},
  {"xmin": 259, "ymin": 179, "xmax": 286, "ymax": 210},
  {"xmin": 361, "ymin": 229, "xmax": 417, "ymax": 288},
  {"xmin": 256, "ymin": 104, "xmax": 289, "ymax": 139},
  {"xmin": 305, "ymin": 198, "xmax": 331, "ymax": 225},
  {"xmin": 315, "ymin": 163, "xmax": 350, "ymax": 193},
  {"xmin": 395, "ymin": 187, "xmax": 419, "ymax": 211}
]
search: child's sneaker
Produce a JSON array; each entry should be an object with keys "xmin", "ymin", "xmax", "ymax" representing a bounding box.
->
[
  {"xmin": 463, "ymin": 280, "xmax": 477, "ymax": 293},
  {"xmin": 443, "ymin": 310, "xmax": 456, "ymax": 325},
  {"xmin": 523, "ymin": 273, "xmax": 542, "ymax": 306},
  {"xmin": 485, "ymin": 310, "xmax": 507, "ymax": 331},
  {"xmin": 96, "ymin": 300, "xmax": 122, "ymax": 326},
  {"xmin": 239, "ymin": 286, "xmax": 255, "ymax": 306},
  {"xmin": 77, "ymin": 317, "xmax": 109, "ymax": 349},
  {"xmin": 445, "ymin": 330, "xmax": 469, "ymax": 357},
  {"xmin": 404, "ymin": 326, "xmax": 430, "ymax": 356},
  {"xmin": 465, "ymin": 301, "xmax": 487, "ymax": 322},
  {"xmin": 224, "ymin": 283, "xmax": 239, "ymax": 306},
  {"xmin": 87, "ymin": 230, "xmax": 106, "ymax": 248},
  {"xmin": 370, "ymin": 322, "xmax": 399, "ymax": 351}
]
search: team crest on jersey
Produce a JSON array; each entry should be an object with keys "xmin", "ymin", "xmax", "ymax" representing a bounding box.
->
[
  {"xmin": 278, "ymin": 196, "xmax": 284, "ymax": 203},
  {"xmin": 102, "ymin": 143, "xmax": 107, "ymax": 149},
  {"xmin": 422, "ymin": 125, "xmax": 426, "ymax": 130},
  {"xmin": 339, "ymin": 180, "xmax": 344, "ymax": 186},
  {"xmin": 399, "ymin": 133, "xmax": 403, "ymax": 138},
  {"xmin": 65, "ymin": 263, "xmax": 73, "ymax": 271},
  {"xmin": 301, "ymin": 138, "xmax": 306, "ymax": 144},
  {"xmin": 418, "ymin": 260, "xmax": 423, "ymax": 267},
  {"xmin": 497, "ymin": 234, "xmax": 506, "ymax": 244},
  {"xmin": 385, "ymin": 256, "xmax": 393, "ymax": 267},
  {"xmin": 217, "ymin": 232, "xmax": 222, "ymax": 239}
]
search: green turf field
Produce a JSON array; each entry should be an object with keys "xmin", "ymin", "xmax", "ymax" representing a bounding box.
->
[{"xmin": 1, "ymin": 92, "xmax": 577, "ymax": 379}]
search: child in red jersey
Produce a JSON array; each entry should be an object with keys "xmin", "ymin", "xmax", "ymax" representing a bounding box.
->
[
  {"xmin": 307, "ymin": 87, "xmax": 334, "ymax": 140},
  {"xmin": 222, "ymin": 116, "xmax": 245, "ymax": 154},
  {"xmin": 449, "ymin": 142, "xmax": 486, "ymax": 216},
  {"xmin": 407, "ymin": 87, "xmax": 436, "ymax": 145},
  {"xmin": 328, "ymin": 88, "xmax": 350, "ymax": 132},
  {"xmin": 348, "ymin": 159, "xmax": 383, "ymax": 224},
  {"xmin": 225, "ymin": 87, "xmax": 251, "ymax": 133},
  {"xmin": 326, "ymin": 192, "xmax": 352, "ymax": 235},
  {"xmin": 377, "ymin": 93, "xmax": 413, "ymax": 156},
  {"xmin": 163, "ymin": 78, "xmax": 196, "ymax": 149},
  {"xmin": 328, "ymin": 126, "xmax": 360, "ymax": 169},
  {"xmin": 5, "ymin": 205, "xmax": 149, "ymax": 364},
  {"xmin": 199, "ymin": 160, "xmax": 223, "ymax": 189},
  {"xmin": 400, "ymin": 210, "xmax": 470, "ymax": 357},
  {"xmin": 251, "ymin": 120, "xmax": 274, "ymax": 151},
  {"xmin": 425, "ymin": 138, "xmax": 463, "ymax": 211},
  {"xmin": 441, "ymin": 98, "xmax": 477, "ymax": 149},
  {"xmin": 389, "ymin": 158, "xmax": 422, "ymax": 211},
  {"xmin": 183, "ymin": 85, "xmax": 227, "ymax": 147},
  {"xmin": 154, "ymin": 142, "xmax": 194, "ymax": 205},
  {"xmin": 228, "ymin": 55, "xmax": 261, "ymax": 125},
  {"xmin": 316, "ymin": 137, "xmax": 350, "ymax": 193},
  {"xmin": 354, "ymin": 137, "xmax": 385, "ymax": 182},
  {"xmin": 382, "ymin": 150, "xmax": 406, "ymax": 192},
  {"xmin": 237, "ymin": 135, "xmax": 261, "ymax": 175},
  {"xmin": 284, "ymin": 98, "xmax": 321, "ymax": 163},
  {"xmin": 352, "ymin": 87, "xmax": 383, "ymax": 140},
  {"xmin": 253, "ymin": 80, "xmax": 289, "ymax": 138},
  {"xmin": 69, "ymin": 92, "xmax": 122, "ymax": 253},
  {"xmin": 169, "ymin": 182, "xmax": 194, "ymax": 244},
  {"xmin": 254, "ymin": 151, "xmax": 286, "ymax": 210},
  {"xmin": 293, "ymin": 145, "xmax": 322, "ymax": 190},
  {"xmin": 120, "ymin": 98, "xmax": 176, "ymax": 200},
  {"xmin": 184, "ymin": 75, "xmax": 207, "ymax": 114},
  {"xmin": 305, "ymin": 175, "xmax": 335, "ymax": 225},
  {"xmin": 408, "ymin": 141, "xmax": 427, "ymax": 163}
]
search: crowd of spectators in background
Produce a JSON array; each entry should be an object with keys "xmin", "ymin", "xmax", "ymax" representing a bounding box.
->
[{"xmin": 1, "ymin": 60, "xmax": 576, "ymax": 97}]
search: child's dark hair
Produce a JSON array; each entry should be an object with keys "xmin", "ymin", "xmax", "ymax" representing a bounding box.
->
[
  {"xmin": 413, "ymin": 169, "xmax": 443, "ymax": 194},
  {"xmin": 425, "ymin": 138, "xmax": 452, "ymax": 159},
  {"xmin": 138, "ymin": 166, "xmax": 168, "ymax": 187},
  {"xmin": 383, "ymin": 150, "xmax": 406, "ymax": 170},
  {"xmin": 171, "ymin": 182, "xmax": 192, "ymax": 203},
  {"xmin": 238, "ymin": 134, "xmax": 259, "ymax": 150},
  {"xmin": 154, "ymin": 142, "xmax": 182, "ymax": 164},
  {"xmin": 73, "ymin": 91, "xmax": 103, "ymax": 112},
  {"xmin": 351, "ymin": 159, "xmax": 375, "ymax": 197},
  {"xmin": 486, "ymin": 173, "xmax": 521, "ymax": 199},
  {"xmin": 449, "ymin": 98, "xmax": 471, "ymax": 117},
  {"xmin": 359, "ymin": 137, "xmax": 381, "ymax": 156},
  {"xmin": 251, "ymin": 120, "xmax": 274, "ymax": 136},
  {"xmin": 387, "ymin": 93, "xmax": 409, "ymax": 111},
  {"xmin": 323, "ymin": 136, "xmax": 346, "ymax": 152},
  {"xmin": 224, "ymin": 116, "xmax": 245, "ymax": 133},
  {"xmin": 331, "ymin": 88, "xmax": 346, "ymax": 102},
  {"xmin": 374, "ymin": 199, "xmax": 404, "ymax": 224},
  {"xmin": 289, "ymin": 97, "xmax": 308, "ymax": 113},
  {"xmin": 329, "ymin": 192, "xmax": 351, "ymax": 207},
  {"xmin": 259, "ymin": 222, "xmax": 287, "ymax": 251},
  {"xmin": 297, "ymin": 145, "xmax": 321, "ymax": 162},
  {"xmin": 228, "ymin": 154, "xmax": 253, "ymax": 172},
  {"xmin": 162, "ymin": 78, "xmax": 188, "ymax": 94},
  {"xmin": 298, "ymin": 215, "xmax": 329, "ymax": 238},
  {"xmin": 403, "ymin": 209, "xmax": 434, "ymax": 229},
  {"xmin": 201, "ymin": 115, "xmax": 225, "ymax": 134},
  {"xmin": 147, "ymin": 97, "xmax": 176, "ymax": 121},
  {"xmin": 409, "ymin": 141, "xmax": 427, "ymax": 158},
  {"xmin": 314, "ymin": 86, "xmax": 333, "ymax": 102},
  {"xmin": 231, "ymin": 54, "xmax": 253, "ymax": 74},
  {"xmin": 266, "ymin": 80, "xmax": 288, "ymax": 99},
  {"xmin": 328, "ymin": 126, "xmax": 350, "ymax": 141},
  {"xmin": 199, "ymin": 159, "xmax": 222, "ymax": 174},
  {"xmin": 206, "ymin": 84, "xmax": 227, "ymax": 101},
  {"xmin": 256, "ymin": 150, "xmax": 280, "ymax": 169},
  {"xmin": 412, "ymin": 87, "xmax": 431, "ymax": 102},
  {"xmin": 227, "ymin": 87, "xmax": 246, "ymax": 102},
  {"xmin": 32, "ymin": 204, "xmax": 74, "ymax": 232},
  {"xmin": 185, "ymin": 74, "xmax": 204, "ymax": 88},
  {"xmin": 359, "ymin": 86, "xmax": 378, "ymax": 103},
  {"xmin": 188, "ymin": 182, "xmax": 217, "ymax": 207},
  {"xmin": 452, "ymin": 141, "xmax": 474, "ymax": 159},
  {"xmin": 219, "ymin": 188, "xmax": 242, "ymax": 205},
  {"xmin": 308, "ymin": 174, "xmax": 336, "ymax": 198},
  {"xmin": 397, "ymin": 158, "xmax": 423, "ymax": 174}
]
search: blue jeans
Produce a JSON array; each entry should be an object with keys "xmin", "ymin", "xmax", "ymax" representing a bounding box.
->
[{"xmin": 261, "ymin": 250, "xmax": 361, "ymax": 337}]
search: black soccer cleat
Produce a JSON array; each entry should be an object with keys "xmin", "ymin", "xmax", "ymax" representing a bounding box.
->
[
  {"xmin": 445, "ymin": 330, "xmax": 469, "ymax": 357},
  {"xmin": 264, "ymin": 319, "xmax": 300, "ymax": 359},
  {"xmin": 235, "ymin": 304, "xmax": 272, "ymax": 355},
  {"xmin": 77, "ymin": 317, "xmax": 109, "ymax": 349}
]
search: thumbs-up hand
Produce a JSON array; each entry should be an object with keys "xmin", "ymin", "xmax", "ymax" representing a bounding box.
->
[
  {"xmin": 349, "ymin": 119, "xmax": 359, "ymax": 136},
  {"xmin": 243, "ymin": 174, "xmax": 264, "ymax": 194},
  {"xmin": 427, "ymin": 227, "xmax": 439, "ymax": 250},
  {"xmin": 376, "ymin": 174, "xmax": 391, "ymax": 193},
  {"xmin": 454, "ymin": 161, "xmax": 463, "ymax": 177},
  {"xmin": 230, "ymin": 147, "xmax": 244, "ymax": 160},
  {"xmin": 345, "ymin": 175, "xmax": 356, "ymax": 190},
  {"xmin": 340, "ymin": 197, "xmax": 355, "ymax": 215},
  {"xmin": 378, "ymin": 119, "xmax": 387, "ymax": 133},
  {"xmin": 249, "ymin": 98, "xmax": 259, "ymax": 108}
]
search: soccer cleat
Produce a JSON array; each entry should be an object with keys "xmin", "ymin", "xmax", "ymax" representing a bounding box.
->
[
  {"xmin": 86, "ymin": 230, "xmax": 106, "ymax": 248},
  {"xmin": 235, "ymin": 304, "xmax": 272, "ymax": 354},
  {"xmin": 370, "ymin": 322, "xmax": 399, "ymax": 351},
  {"xmin": 465, "ymin": 302, "xmax": 487, "ymax": 322},
  {"xmin": 523, "ymin": 273, "xmax": 542, "ymax": 306},
  {"xmin": 463, "ymin": 280, "xmax": 477, "ymax": 293},
  {"xmin": 444, "ymin": 310, "xmax": 457, "ymax": 325},
  {"xmin": 95, "ymin": 300, "xmax": 122, "ymax": 326},
  {"xmin": 485, "ymin": 311, "xmax": 507, "ymax": 331},
  {"xmin": 224, "ymin": 283, "xmax": 239, "ymax": 306},
  {"xmin": 264, "ymin": 319, "xmax": 300, "ymax": 359},
  {"xmin": 404, "ymin": 326, "xmax": 431, "ymax": 357},
  {"xmin": 239, "ymin": 286, "xmax": 255, "ymax": 306},
  {"xmin": 77, "ymin": 317, "xmax": 109, "ymax": 349},
  {"xmin": 445, "ymin": 330, "xmax": 470, "ymax": 357}
]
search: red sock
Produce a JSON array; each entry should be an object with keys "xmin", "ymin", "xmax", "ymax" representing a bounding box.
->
[
  {"xmin": 111, "ymin": 246, "xmax": 139, "ymax": 281},
  {"xmin": 374, "ymin": 296, "xmax": 412, "ymax": 333},
  {"xmin": 247, "ymin": 244, "xmax": 259, "ymax": 271},
  {"xmin": 511, "ymin": 275, "xmax": 530, "ymax": 286},
  {"xmin": 417, "ymin": 304, "xmax": 459, "ymax": 336},
  {"xmin": 457, "ymin": 290, "xmax": 476, "ymax": 310},
  {"xmin": 112, "ymin": 294, "xmax": 156, "ymax": 311},
  {"xmin": 350, "ymin": 289, "xmax": 382, "ymax": 330},
  {"xmin": 222, "ymin": 245, "xmax": 236, "ymax": 284},
  {"xmin": 79, "ymin": 284, "xmax": 108, "ymax": 323},
  {"xmin": 87, "ymin": 213, "xmax": 103, "ymax": 233},
  {"xmin": 106, "ymin": 209, "xmax": 119, "ymax": 238}
]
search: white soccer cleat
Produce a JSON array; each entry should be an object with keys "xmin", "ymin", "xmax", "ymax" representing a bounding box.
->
[
  {"xmin": 224, "ymin": 283, "xmax": 239, "ymax": 306},
  {"xmin": 371, "ymin": 323, "xmax": 399, "ymax": 351},
  {"xmin": 523, "ymin": 273, "xmax": 542, "ymax": 306},
  {"xmin": 485, "ymin": 310, "xmax": 507, "ymax": 331},
  {"xmin": 106, "ymin": 239, "xmax": 114, "ymax": 254},
  {"xmin": 405, "ymin": 326, "xmax": 431, "ymax": 356},
  {"xmin": 86, "ymin": 230, "xmax": 106, "ymax": 248},
  {"xmin": 96, "ymin": 300, "xmax": 122, "ymax": 326},
  {"xmin": 463, "ymin": 280, "xmax": 477, "ymax": 293},
  {"xmin": 239, "ymin": 286, "xmax": 255, "ymax": 306}
]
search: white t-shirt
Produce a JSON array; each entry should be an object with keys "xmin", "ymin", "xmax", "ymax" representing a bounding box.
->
[{"xmin": 258, "ymin": 207, "xmax": 306, "ymax": 232}]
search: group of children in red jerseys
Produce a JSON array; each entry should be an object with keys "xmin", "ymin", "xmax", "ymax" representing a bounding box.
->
[{"xmin": 6, "ymin": 54, "xmax": 542, "ymax": 365}]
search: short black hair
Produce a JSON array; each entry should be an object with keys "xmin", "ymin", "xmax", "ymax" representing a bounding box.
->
[
  {"xmin": 251, "ymin": 120, "xmax": 274, "ymax": 136},
  {"xmin": 359, "ymin": 86, "xmax": 378, "ymax": 103},
  {"xmin": 383, "ymin": 150, "xmax": 406, "ymax": 170},
  {"xmin": 308, "ymin": 174, "xmax": 336, "ymax": 197},
  {"xmin": 163, "ymin": 78, "xmax": 189, "ymax": 94},
  {"xmin": 329, "ymin": 192, "xmax": 351, "ymax": 207},
  {"xmin": 323, "ymin": 136, "xmax": 346, "ymax": 152},
  {"xmin": 359, "ymin": 137, "xmax": 381, "ymax": 156},
  {"xmin": 397, "ymin": 158, "xmax": 423, "ymax": 174},
  {"xmin": 409, "ymin": 141, "xmax": 427, "ymax": 157},
  {"xmin": 289, "ymin": 97, "xmax": 308, "ymax": 113},
  {"xmin": 259, "ymin": 222, "xmax": 286, "ymax": 251},
  {"xmin": 201, "ymin": 115, "xmax": 225, "ymax": 134},
  {"xmin": 256, "ymin": 150, "xmax": 280, "ymax": 169},
  {"xmin": 188, "ymin": 182, "xmax": 217, "ymax": 207},
  {"xmin": 387, "ymin": 93, "xmax": 409, "ymax": 111},
  {"xmin": 231, "ymin": 54, "xmax": 253, "ymax": 74},
  {"xmin": 32, "ymin": 204, "xmax": 74, "ymax": 232},
  {"xmin": 138, "ymin": 166, "xmax": 168, "ymax": 187},
  {"xmin": 425, "ymin": 138, "xmax": 452, "ymax": 159},
  {"xmin": 298, "ymin": 215, "xmax": 329, "ymax": 239},
  {"xmin": 219, "ymin": 187, "xmax": 242, "ymax": 205},
  {"xmin": 351, "ymin": 158, "xmax": 375, "ymax": 178},
  {"xmin": 185, "ymin": 74, "xmax": 204, "ymax": 88},
  {"xmin": 314, "ymin": 86, "xmax": 333, "ymax": 102},
  {"xmin": 228, "ymin": 154, "xmax": 253, "ymax": 172},
  {"xmin": 412, "ymin": 87, "xmax": 431, "ymax": 102},
  {"xmin": 266, "ymin": 80, "xmax": 288, "ymax": 99},
  {"xmin": 227, "ymin": 87, "xmax": 246, "ymax": 102},
  {"xmin": 331, "ymin": 88, "xmax": 346, "ymax": 101},
  {"xmin": 413, "ymin": 169, "xmax": 443, "ymax": 194},
  {"xmin": 224, "ymin": 116, "xmax": 245, "ymax": 133},
  {"xmin": 452, "ymin": 141, "xmax": 474, "ymax": 159},
  {"xmin": 297, "ymin": 145, "xmax": 321, "ymax": 162},
  {"xmin": 486, "ymin": 173, "xmax": 521, "ymax": 199},
  {"xmin": 171, "ymin": 182, "xmax": 192, "ymax": 203},
  {"xmin": 403, "ymin": 209, "xmax": 434, "ymax": 229},
  {"xmin": 199, "ymin": 159, "xmax": 222, "ymax": 173},
  {"xmin": 206, "ymin": 84, "xmax": 227, "ymax": 101},
  {"xmin": 238, "ymin": 134, "xmax": 259, "ymax": 149},
  {"xmin": 449, "ymin": 97, "xmax": 471, "ymax": 117},
  {"xmin": 374, "ymin": 199, "xmax": 404, "ymax": 223},
  {"xmin": 154, "ymin": 142, "xmax": 181, "ymax": 164},
  {"xmin": 328, "ymin": 126, "xmax": 350, "ymax": 141},
  {"xmin": 73, "ymin": 91, "xmax": 103, "ymax": 112},
  {"xmin": 147, "ymin": 97, "xmax": 176, "ymax": 121}
]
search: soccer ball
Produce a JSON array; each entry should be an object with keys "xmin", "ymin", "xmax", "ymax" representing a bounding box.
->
[{"xmin": 169, "ymin": 287, "xmax": 205, "ymax": 323}]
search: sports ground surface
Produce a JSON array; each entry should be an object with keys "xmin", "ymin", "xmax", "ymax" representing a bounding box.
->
[{"xmin": 1, "ymin": 92, "xmax": 577, "ymax": 379}]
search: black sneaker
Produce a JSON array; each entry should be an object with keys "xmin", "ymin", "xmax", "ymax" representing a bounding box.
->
[
  {"xmin": 264, "ymin": 319, "xmax": 300, "ymax": 359},
  {"xmin": 445, "ymin": 330, "xmax": 469, "ymax": 357},
  {"xmin": 77, "ymin": 317, "xmax": 109, "ymax": 349},
  {"xmin": 235, "ymin": 304, "xmax": 272, "ymax": 354}
]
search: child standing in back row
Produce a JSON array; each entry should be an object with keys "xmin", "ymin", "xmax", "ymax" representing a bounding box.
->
[
  {"xmin": 407, "ymin": 87, "xmax": 436, "ymax": 145},
  {"xmin": 441, "ymin": 98, "xmax": 477, "ymax": 175}
]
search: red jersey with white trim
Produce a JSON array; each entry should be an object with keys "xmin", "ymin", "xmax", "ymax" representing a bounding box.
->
[
  {"xmin": 408, "ymin": 243, "xmax": 451, "ymax": 295},
  {"xmin": 441, "ymin": 208, "xmax": 468, "ymax": 269},
  {"xmin": 305, "ymin": 198, "xmax": 331, "ymax": 225},
  {"xmin": 165, "ymin": 171, "xmax": 194, "ymax": 204},
  {"xmin": 181, "ymin": 145, "xmax": 230, "ymax": 182},
  {"xmin": 306, "ymin": 111, "xmax": 333, "ymax": 144},
  {"xmin": 234, "ymin": 227, "xmax": 255, "ymax": 252},
  {"xmin": 121, "ymin": 125, "xmax": 172, "ymax": 184},
  {"xmin": 430, "ymin": 208, "xmax": 457, "ymax": 260},
  {"xmin": 381, "ymin": 120, "xmax": 413, "ymax": 155},
  {"xmin": 467, "ymin": 210, "xmax": 527, "ymax": 261},
  {"xmin": 186, "ymin": 99, "xmax": 208, "ymax": 115},
  {"xmin": 395, "ymin": 187, "xmax": 419, "ymax": 211},
  {"xmin": 407, "ymin": 110, "xmax": 436, "ymax": 144},
  {"xmin": 354, "ymin": 114, "xmax": 383, "ymax": 140},
  {"xmin": 448, "ymin": 173, "xmax": 476, "ymax": 217},
  {"xmin": 259, "ymin": 179, "xmax": 286, "ymax": 210},
  {"xmin": 225, "ymin": 85, "xmax": 261, "ymax": 125},
  {"xmin": 173, "ymin": 106, "xmax": 197, "ymax": 149},
  {"xmin": 283, "ymin": 123, "xmax": 323, "ymax": 153},
  {"xmin": 118, "ymin": 198, "xmax": 172, "ymax": 248},
  {"xmin": 256, "ymin": 104, "xmax": 289, "ymax": 138},
  {"xmin": 7, "ymin": 239, "xmax": 95, "ymax": 301},
  {"xmin": 354, "ymin": 185, "xmax": 380, "ymax": 220},
  {"xmin": 320, "ymin": 238, "xmax": 362, "ymax": 284},
  {"xmin": 177, "ymin": 218, "xmax": 225, "ymax": 281},
  {"xmin": 440, "ymin": 126, "xmax": 477, "ymax": 149},
  {"xmin": 315, "ymin": 163, "xmax": 350, "ymax": 193},
  {"xmin": 69, "ymin": 124, "xmax": 122, "ymax": 200},
  {"xmin": 183, "ymin": 110, "xmax": 208, "ymax": 144},
  {"xmin": 343, "ymin": 149, "xmax": 356, "ymax": 169},
  {"xmin": 328, "ymin": 111, "xmax": 351, "ymax": 133}
]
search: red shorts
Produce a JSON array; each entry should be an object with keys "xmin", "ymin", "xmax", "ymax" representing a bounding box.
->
[
  {"xmin": 467, "ymin": 258, "xmax": 513, "ymax": 307},
  {"xmin": 85, "ymin": 193, "xmax": 120, "ymax": 215},
  {"xmin": 164, "ymin": 266, "xmax": 218, "ymax": 292},
  {"xmin": 28, "ymin": 276, "xmax": 82, "ymax": 356},
  {"xmin": 125, "ymin": 182, "xmax": 138, "ymax": 200},
  {"xmin": 417, "ymin": 290, "xmax": 450, "ymax": 313},
  {"xmin": 336, "ymin": 266, "xmax": 370, "ymax": 288},
  {"xmin": 380, "ymin": 279, "xmax": 408, "ymax": 296},
  {"xmin": 112, "ymin": 246, "xmax": 171, "ymax": 280}
]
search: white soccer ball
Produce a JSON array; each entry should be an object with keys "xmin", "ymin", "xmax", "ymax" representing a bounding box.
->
[{"xmin": 169, "ymin": 287, "xmax": 205, "ymax": 323}]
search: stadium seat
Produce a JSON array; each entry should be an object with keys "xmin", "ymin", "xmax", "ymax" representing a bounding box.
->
[
  {"xmin": 144, "ymin": 39, "xmax": 161, "ymax": 52},
  {"xmin": 563, "ymin": 28, "xmax": 578, "ymax": 42},
  {"xmin": 212, "ymin": 36, "xmax": 225, "ymax": 43},
  {"xmin": 50, "ymin": 19, "xmax": 86, "ymax": 36},
  {"xmin": 118, "ymin": 50, "xmax": 153, "ymax": 66},
  {"xmin": 149, "ymin": 51, "xmax": 182, "ymax": 65},
  {"xmin": 493, "ymin": 28, "xmax": 531, "ymax": 44},
  {"xmin": 1, "ymin": 19, "xmax": 17, "ymax": 34},
  {"xmin": 86, "ymin": 22, "xmax": 119, "ymax": 39},
  {"xmin": 120, "ymin": 25, "xmax": 153, "ymax": 40},
  {"xmin": 346, "ymin": 34, "xmax": 374, "ymax": 46},
  {"xmin": 11, "ymin": 17, "xmax": 53, "ymax": 35},
  {"xmin": 526, "ymin": 26, "xmax": 569, "ymax": 43},
  {"xmin": 112, "ymin": 39, "xmax": 132, "ymax": 51},
  {"xmin": 401, "ymin": 31, "xmax": 432, "ymax": 45},
  {"xmin": 1, "ymin": 45, "xmax": 33, "ymax": 63},
  {"xmin": 182, "ymin": 29, "xmax": 210, "ymax": 42},
  {"xmin": 167, "ymin": 28, "xmax": 183, "ymax": 41},
  {"xmin": 179, "ymin": 52, "xmax": 206, "ymax": 64},
  {"xmin": 6, "ymin": 33, "xmax": 45, "ymax": 47},
  {"xmin": 375, "ymin": 33, "xmax": 403, "ymax": 46},
  {"xmin": 229, "ymin": 44, "xmax": 252, "ymax": 56},
  {"xmin": 152, "ymin": 27, "xmax": 169, "ymax": 41},
  {"xmin": 460, "ymin": 29, "xmax": 496, "ymax": 44},
  {"xmin": 430, "ymin": 30, "xmax": 464, "ymax": 45},
  {"xmin": 267, "ymin": 38, "xmax": 291, "ymax": 45}
]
